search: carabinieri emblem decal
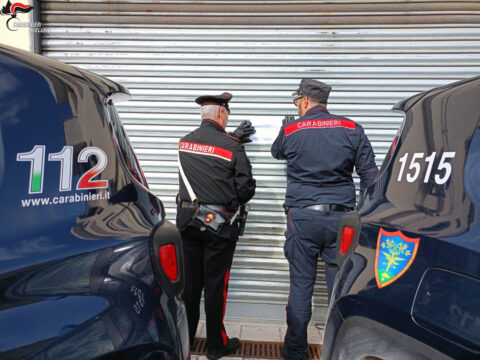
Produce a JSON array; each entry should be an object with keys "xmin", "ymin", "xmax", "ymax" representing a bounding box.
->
[{"xmin": 375, "ymin": 228, "xmax": 419, "ymax": 288}]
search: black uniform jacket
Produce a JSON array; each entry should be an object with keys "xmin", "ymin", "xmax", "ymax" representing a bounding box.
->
[
  {"xmin": 271, "ymin": 106, "xmax": 378, "ymax": 208},
  {"xmin": 177, "ymin": 120, "xmax": 256, "ymax": 238}
]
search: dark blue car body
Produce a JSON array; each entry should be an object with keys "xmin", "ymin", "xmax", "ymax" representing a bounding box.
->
[
  {"xmin": 0, "ymin": 45, "xmax": 189, "ymax": 359},
  {"xmin": 323, "ymin": 76, "xmax": 480, "ymax": 360}
]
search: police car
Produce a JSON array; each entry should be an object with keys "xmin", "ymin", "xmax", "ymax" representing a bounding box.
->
[
  {"xmin": 323, "ymin": 76, "xmax": 480, "ymax": 360},
  {"xmin": 0, "ymin": 45, "xmax": 188, "ymax": 359}
]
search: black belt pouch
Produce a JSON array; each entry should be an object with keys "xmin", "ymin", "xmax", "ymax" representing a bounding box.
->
[{"xmin": 194, "ymin": 205, "xmax": 228, "ymax": 233}]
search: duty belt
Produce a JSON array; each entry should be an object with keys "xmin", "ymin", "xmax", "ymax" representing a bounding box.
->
[
  {"xmin": 282, "ymin": 203, "xmax": 353, "ymax": 214},
  {"xmin": 305, "ymin": 204, "xmax": 353, "ymax": 212},
  {"xmin": 180, "ymin": 201, "xmax": 235, "ymax": 215}
]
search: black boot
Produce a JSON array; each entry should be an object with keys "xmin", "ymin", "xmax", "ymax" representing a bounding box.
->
[
  {"xmin": 206, "ymin": 337, "xmax": 241, "ymax": 360},
  {"xmin": 281, "ymin": 345, "xmax": 305, "ymax": 360}
]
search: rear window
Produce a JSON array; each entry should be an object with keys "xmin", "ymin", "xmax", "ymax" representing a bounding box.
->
[
  {"xmin": 464, "ymin": 128, "xmax": 480, "ymax": 210},
  {"xmin": 0, "ymin": 54, "xmax": 118, "ymax": 240},
  {"xmin": 106, "ymin": 103, "xmax": 148, "ymax": 187},
  {"xmin": 363, "ymin": 80, "xmax": 480, "ymax": 238}
]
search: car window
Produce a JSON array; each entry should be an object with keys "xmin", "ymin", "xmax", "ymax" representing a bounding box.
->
[
  {"xmin": 377, "ymin": 117, "xmax": 405, "ymax": 179},
  {"xmin": 362, "ymin": 81, "xmax": 480, "ymax": 238},
  {"xmin": 0, "ymin": 55, "xmax": 77, "ymax": 235},
  {"xmin": 106, "ymin": 103, "xmax": 148, "ymax": 187},
  {"xmin": 464, "ymin": 128, "xmax": 480, "ymax": 210}
]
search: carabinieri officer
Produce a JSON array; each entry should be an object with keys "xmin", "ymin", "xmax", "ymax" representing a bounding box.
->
[
  {"xmin": 271, "ymin": 79, "xmax": 378, "ymax": 360},
  {"xmin": 177, "ymin": 92, "xmax": 256, "ymax": 360}
]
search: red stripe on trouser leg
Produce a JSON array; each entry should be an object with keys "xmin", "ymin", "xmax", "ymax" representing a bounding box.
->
[
  {"xmin": 221, "ymin": 268, "xmax": 231, "ymax": 346},
  {"xmin": 284, "ymin": 293, "xmax": 291, "ymax": 342}
]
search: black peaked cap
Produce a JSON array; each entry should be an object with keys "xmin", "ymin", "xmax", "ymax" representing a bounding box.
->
[{"xmin": 195, "ymin": 92, "xmax": 232, "ymax": 113}]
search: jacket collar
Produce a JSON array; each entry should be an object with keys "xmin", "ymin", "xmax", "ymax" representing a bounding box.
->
[
  {"xmin": 201, "ymin": 119, "xmax": 226, "ymax": 133},
  {"xmin": 304, "ymin": 105, "xmax": 329, "ymax": 117}
]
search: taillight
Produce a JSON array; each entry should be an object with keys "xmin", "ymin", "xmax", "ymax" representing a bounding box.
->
[
  {"xmin": 390, "ymin": 136, "xmax": 398, "ymax": 155},
  {"xmin": 159, "ymin": 244, "xmax": 178, "ymax": 281},
  {"xmin": 151, "ymin": 221, "xmax": 185, "ymax": 295},
  {"xmin": 336, "ymin": 212, "xmax": 360, "ymax": 267},
  {"xmin": 340, "ymin": 226, "xmax": 355, "ymax": 255}
]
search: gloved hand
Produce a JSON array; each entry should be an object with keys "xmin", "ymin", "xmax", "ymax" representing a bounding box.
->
[
  {"xmin": 229, "ymin": 120, "xmax": 256, "ymax": 143},
  {"xmin": 282, "ymin": 115, "xmax": 296, "ymax": 126}
]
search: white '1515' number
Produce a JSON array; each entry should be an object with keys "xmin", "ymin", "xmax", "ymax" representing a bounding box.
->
[{"xmin": 397, "ymin": 152, "xmax": 456, "ymax": 185}]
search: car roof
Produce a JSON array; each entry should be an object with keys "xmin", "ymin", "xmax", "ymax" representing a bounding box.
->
[
  {"xmin": 392, "ymin": 74, "xmax": 480, "ymax": 113},
  {"xmin": 0, "ymin": 44, "xmax": 130, "ymax": 102}
]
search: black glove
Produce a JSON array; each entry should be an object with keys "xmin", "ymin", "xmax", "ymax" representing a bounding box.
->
[
  {"xmin": 282, "ymin": 115, "xmax": 296, "ymax": 126},
  {"xmin": 229, "ymin": 120, "xmax": 256, "ymax": 143}
]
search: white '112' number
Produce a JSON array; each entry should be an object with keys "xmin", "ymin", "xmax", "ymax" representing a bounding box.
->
[
  {"xmin": 397, "ymin": 152, "xmax": 456, "ymax": 185},
  {"xmin": 17, "ymin": 145, "xmax": 108, "ymax": 194}
]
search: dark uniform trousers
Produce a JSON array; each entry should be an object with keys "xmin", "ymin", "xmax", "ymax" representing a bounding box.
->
[
  {"xmin": 283, "ymin": 207, "xmax": 345, "ymax": 359},
  {"xmin": 181, "ymin": 226, "xmax": 237, "ymax": 350}
]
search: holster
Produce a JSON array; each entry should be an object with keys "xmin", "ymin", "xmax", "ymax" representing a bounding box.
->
[{"xmin": 237, "ymin": 204, "xmax": 250, "ymax": 236}]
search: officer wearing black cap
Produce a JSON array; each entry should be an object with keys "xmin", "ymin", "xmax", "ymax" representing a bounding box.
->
[
  {"xmin": 177, "ymin": 92, "xmax": 256, "ymax": 359},
  {"xmin": 271, "ymin": 79, "xmax": 378, "ymax": 360}
]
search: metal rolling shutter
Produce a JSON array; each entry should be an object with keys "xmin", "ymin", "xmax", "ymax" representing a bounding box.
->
[{"xmin": 40, "ymin": 1, "xmax": 480, "ymax": 322}]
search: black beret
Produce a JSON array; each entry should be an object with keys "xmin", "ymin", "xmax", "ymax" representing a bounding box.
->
[
  {"xmin": 292, "ymin": 79, "xmax": 331, "ymax": 103},
  {"xmin": 195, "ymin": 92, "xmax": 233, "ymax": 113}
]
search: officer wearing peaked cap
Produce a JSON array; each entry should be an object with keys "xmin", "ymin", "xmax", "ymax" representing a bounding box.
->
[
  {"xmin": 177, "ymin": 92, "xmax": 256, "ymax": 359},
  {"xmin": 272, "ymin": 79, "xmax": 378, "ymax": 360}
]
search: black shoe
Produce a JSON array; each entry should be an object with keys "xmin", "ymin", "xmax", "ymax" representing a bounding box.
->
[
  {"xmin": 281, "ymin": 345, "xmax": 304, "ymax": 360},
  {"xmin": 281, "ymin": 346, "xmax": 291, "ymax": 360},
  {"xmin": 207, "ymin": 337, "xmax": 241, "ymax": 360}
]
